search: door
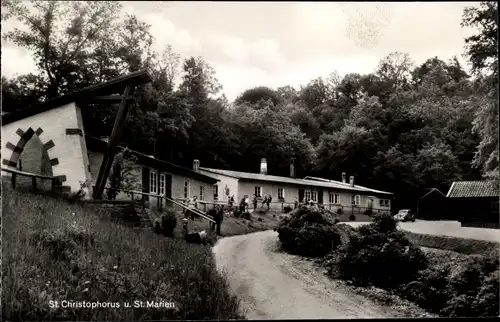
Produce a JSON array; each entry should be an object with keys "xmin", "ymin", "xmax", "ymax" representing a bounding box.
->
[
  {"xmin": 164, "ymin": 174, "xmax": 172, "ymax": 199},
  {"xmin": 367, "ymin": 198, "xmax": 373, "ymax": 210},
  {"xmin": 142, "ymin": 167, "xmax": 150, "ymax": 204},
  {"xmin": 318, "ymin": 190, "xmax": 323, "ymax": 204},
  {"xmin": 298, "ymin": 189, "xmax": 305, "ymax": 202},
  {"xmin": 165, "ymin": 174, "xmax": 172, "ymax": 207}
]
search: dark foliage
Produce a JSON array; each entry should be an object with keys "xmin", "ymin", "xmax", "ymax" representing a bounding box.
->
[{"xmin": 277, "ymin": 206, "xmax": 341, "ymax": 257}]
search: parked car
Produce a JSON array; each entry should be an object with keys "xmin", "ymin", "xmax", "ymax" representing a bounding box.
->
[{"xmin": 394, "ymin": 209, "xmax": 416, "ymax": 222}]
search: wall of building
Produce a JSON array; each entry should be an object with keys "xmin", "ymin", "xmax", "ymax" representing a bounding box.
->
[
  {"xmin": 198, "ymin": 170, "xmax": 239, "ymax": 203},
  {"xmin": 1, "ymin": 103, "xmax": 92, "ymax": 195},
  {"xmin": 237, "ymin": 180, "xmax": 392, "ymax": 213},
  {"xmin": 88, "ymin": 150, "xmax": 215, "ymax": 209}
]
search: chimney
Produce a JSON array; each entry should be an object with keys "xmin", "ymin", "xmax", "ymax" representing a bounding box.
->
[
  {"xmin": 349, "ymin": 176, "xmax": 355, "ymax": 187},
  {"xmin": 290, "ymin": 158, "xmax": 296, "ymax": 178},
  {"xmin": 193, "ymin": 159, "xmax": 200, "ymax": 172},
  {"xmin": 260, "ymin": 158, "xmax": 268, "ymax": 175},
  {"xmin": 342, "ymin": 172, "xmax": 346, "ymax": 183}
]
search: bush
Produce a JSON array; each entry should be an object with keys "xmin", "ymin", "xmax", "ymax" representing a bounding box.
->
[
  {"xmin": 442, "ymin": 255, "xmax": 500, "ymax": 317},
  {"xmin": 277, "ymin": 206, "xmax": 341, "ymax": 257},
  {"xmin": 161, "ymin": 210, "xmax": 177, "ymax": 237},
  {"xmin": 232, "ymin": 209, "xmax": 241, "ymax": 218},
  {"xmin": 334, "ymin": 218, "xmax": 340, "ymax": 224},
  {"xmin": 349, "ymin": 214, "xmax": 356, "ymax": 221},
  {"xmin": 337, "ymin": 214, "xmax": 428, "ymax": 289},
  {"xmin": 283, "ymin": 205, "xmax": 293, "ymax": 213},
  {"xmin": 336, "ymin": 207, "xmax": 343, "ymax": 214},
  {"xmin": 364, "ymin": 209, "xmax": 373, "ymax": 215}
]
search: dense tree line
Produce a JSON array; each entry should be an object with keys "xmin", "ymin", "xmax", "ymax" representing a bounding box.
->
[{"xmin": 2, "ymin": 1, "xmax": 498, "ymax": 209}]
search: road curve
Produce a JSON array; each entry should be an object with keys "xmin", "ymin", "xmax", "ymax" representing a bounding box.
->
[{"xmin": 213, "ymin": 230, "xmax": 402, "ymax": 320}]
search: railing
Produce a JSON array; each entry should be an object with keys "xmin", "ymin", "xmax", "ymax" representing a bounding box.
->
[
  {"xmin": 98, "ymin": 186, "xmax": 215, "ymax": 223},
  {"xmin": 1, "ymin": 167, "xmax": 61, "ymax": 192}
]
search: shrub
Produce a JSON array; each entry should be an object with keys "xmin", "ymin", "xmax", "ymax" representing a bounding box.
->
[
  {"xmin": 397, "ymin": 249, "xmax": 500, "ymax": 317},
  {"xmin": 336, "ymin": 207, "xmax": 343, "ymax": 214},
  {"xmin": 349, "ymin": 214, "xmax": 356, "ymax": 221},
  {"xmin": 161, "ymin": 210, "xmax": 177, "ymax": 237},
  {"xmin": 277, "ymin": 206, "xmax": 341, "ymax": 257},
  {"xmin": 337, "ymin": 215, "xmax": 428, "ymax": 289},
  {"xmin": 441, "ymin": 255, "xmax": 500, "ymax": 317},
  {"xmin": 334, "ymin": 218, "xmax": 340, "ymax": 224},
  {"xmin": 283, "ymin": 205, "xmax": 293, "ymax": 213},
  {"xmin": 232, "ymin": 209, "xmax": 241, "ymax": 218},
  {"xmin": 364, "ymin": 209, "xmax": 373, "ymax": 215}
]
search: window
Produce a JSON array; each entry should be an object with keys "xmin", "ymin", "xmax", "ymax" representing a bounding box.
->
[
  {"xmin": 304, "ymin": 190, "xmax": 311, "ymax": 201},
  {"xmin": 492, "ymin": 201, "xmax": 499, "ymax": 213},
  {"xmin": 329, "ymin": 192, "xmax": 339, "ymax": 204},
  {"xmin": 213, "ymin": 184, "xmax": 218, "ymax": 201},
  {"xmin": 184, "ymin": 180, "xmax": 190, "ymax": 199},
  {"xmin": 149, "ymin": 170, "xmax": 158, "ymax": 194},
  {"xmin": 311, "ymin": 190, "xmax": 318, "ymax": 202},
  {"xmin": 379, "ymin": 199, "xmax": 390, "ymax": 207},
  {"xmin": 159, "ymin": 173, "xmax": 165, "ymax": 196},
  {"xmin": 255, "ymin": 186, "xmax": 262, "ymax": 197},
  {"xmin": 278, "ymin": 188, "xmax": 285, "ymax": 200},
  {"xmin": 200, "ymin": 185, "xmax": 204, "ymax": 201},
  {"xmin": 352, "ymin": 195, "xmax": 360, "ymax": 206}
]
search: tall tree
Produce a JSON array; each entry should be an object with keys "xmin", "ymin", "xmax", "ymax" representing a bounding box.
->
[{"xmin": 462, "ymin": 1, "xmax": 499, "ymax": 181}]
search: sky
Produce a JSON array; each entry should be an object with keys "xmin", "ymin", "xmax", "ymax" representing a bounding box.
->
[{"xmin": 1, "ymin": 1, "xmax": 480, "ymax": 102}]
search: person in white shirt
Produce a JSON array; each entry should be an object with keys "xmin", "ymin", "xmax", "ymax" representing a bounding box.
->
[{"xmin": 188, "ymin": 196, "xmax": 198, "ymax": 220}]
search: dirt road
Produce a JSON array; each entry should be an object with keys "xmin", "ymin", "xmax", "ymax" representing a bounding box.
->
[{"xmin": 213, "ymin": 230, "xmax": 417, "ymax": 319}]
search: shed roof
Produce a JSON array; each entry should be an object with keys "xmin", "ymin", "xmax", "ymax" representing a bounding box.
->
[
  {"xmin": 199, "ymin": 167, "xmax": 393, "ymax": 196},
  {"xmin": 446, "ymin": 181, "xmax": 499, "ymax": 198},
  {"xmin": 86, "ymin": 136, "xmax": 218, "ymax": 184},
  {"xmin": 2, "ymin": 70, "xmax": 152, "ymax": 125}
]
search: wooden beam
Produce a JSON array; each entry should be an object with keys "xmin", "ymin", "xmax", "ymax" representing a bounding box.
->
[
  {"xmin": 93, "ymin": 85, "xmax": 135, "ymax": 199},
  {"xmin": 86, "ymin": 95, "xmax": 134, "ymax": 104}
]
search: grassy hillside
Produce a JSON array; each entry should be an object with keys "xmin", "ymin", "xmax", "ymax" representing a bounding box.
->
[{"xmin": 1, "ymin": 183, "xmax": 244, "ymax": 320}]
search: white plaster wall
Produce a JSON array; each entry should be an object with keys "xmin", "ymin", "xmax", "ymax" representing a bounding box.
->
[
  {"xmin": 1, "ymin": 103, "xmax": 91, "ymax": 194},
  {"xmin": 198, "ymin": 170, "xmax": 239, "ymax": 202}
]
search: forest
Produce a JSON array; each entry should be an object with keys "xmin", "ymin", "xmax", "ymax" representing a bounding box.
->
[{"xmin": 2, "ymin": 1, "xmax": 498, "ymax": 209}]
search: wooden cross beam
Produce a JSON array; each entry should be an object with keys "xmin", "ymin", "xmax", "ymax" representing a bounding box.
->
[{"xmin": 93, "ymin": 84, "xmax": 135, "ymax": 199}]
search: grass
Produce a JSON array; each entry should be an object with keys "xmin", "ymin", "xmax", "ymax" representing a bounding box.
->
[
  {"xmin": 404, "ymin": 231, "xmax": 500, "ymax": 255},
  {"xmin": 2, "ymin": 182, "xmax": 245, "ymax": 320}
]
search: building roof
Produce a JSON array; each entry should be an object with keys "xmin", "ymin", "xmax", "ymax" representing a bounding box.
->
[
  {"xmin": 419, "ymin": 188, "xmax": 446, "ymax": 200},
  {"xmin": 86, "ymin": 136, "xmax": 218, "ymax": 184},
  {"xmin": 446, "ymin": 181, "xmax": 499, "ymax": 198},
  {"xmin": 303, "ymin": 176, "xmax": 393, "ymax": 195},
  {"xmin": 199, "ymin": 167, "xmax": 393, "ymax": 196},
  {"xmin": 2, "ymin": 70, "xmax": 152, "ymax": 125}
]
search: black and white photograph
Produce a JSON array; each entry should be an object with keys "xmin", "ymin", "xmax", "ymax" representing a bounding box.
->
[{"xmin": 1, "ymin": 1, "xmax": 499, "ymax": 320}]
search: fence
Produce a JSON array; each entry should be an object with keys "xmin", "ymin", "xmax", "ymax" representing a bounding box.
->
[
  {"xmin": 1, "ymin": 167, "xmax": 61, "ymax": 193},
  {"xmin": 98, "ymin": 186, "xmax": 215, "ymax": 223}
]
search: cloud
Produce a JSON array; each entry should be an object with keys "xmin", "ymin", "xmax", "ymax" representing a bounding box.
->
[
  {"xmin": 1, "ymin": 1, "xmax": 481, "ymax": 102},
  {"xmin": 1, "ymin": 44, "xmax": 37, "ymax": 78}
]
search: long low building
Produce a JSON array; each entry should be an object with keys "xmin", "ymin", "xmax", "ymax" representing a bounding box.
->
[{"xmin": 196, "ymin": 158, "xmax": 393, "ymax": 215}]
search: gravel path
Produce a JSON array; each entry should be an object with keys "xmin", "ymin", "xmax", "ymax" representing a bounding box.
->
[{"xmin": 213, "ymin": 230, "xmax": 414, "ymax": 319}]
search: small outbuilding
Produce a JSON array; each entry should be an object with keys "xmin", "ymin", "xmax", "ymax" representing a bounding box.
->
[{"xmin": 446, "ymin": 181, "xmax": 499, "ymax": 229}]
